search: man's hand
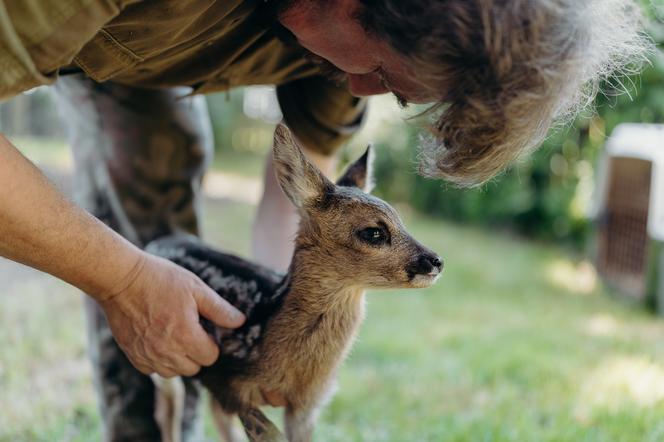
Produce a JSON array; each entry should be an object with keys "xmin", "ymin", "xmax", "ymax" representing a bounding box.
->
[
  {"xmin": 100, "ymin": 252, "xmax": 245, "ymax": 378},
  {"xmin": 0, "ymin": 135, "xmax": 245, "ymax": 377}
]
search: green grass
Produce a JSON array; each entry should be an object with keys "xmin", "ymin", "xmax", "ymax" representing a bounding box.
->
[
  {"xmin": 3, "ymin": 140, "xmax": 664, "ymax": 440},
  {"xmin": 210, "ymin": 149, "xmax": 266, "ymax": 178},
  {"xmin": 4, "ymin": 202, "xmax": 664, "ymax": 441},
  {"xmin": 8, "ymin": 136, "xmax": 72, "ymax": 169}
]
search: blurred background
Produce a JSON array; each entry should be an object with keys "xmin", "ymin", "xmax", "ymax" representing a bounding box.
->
[{"xmin": 2, "ymin": 3, "xmax": 664, "ymax": 442}]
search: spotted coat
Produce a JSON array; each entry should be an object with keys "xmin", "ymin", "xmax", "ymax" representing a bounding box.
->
[{"xmin": 146, "ymin": 235, "xmax": 290, "ymax": 409}]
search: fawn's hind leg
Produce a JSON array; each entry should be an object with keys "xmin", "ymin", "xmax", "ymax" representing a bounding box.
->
[
  {"xmin": 238, "ymin": 407, "xmax": 286, "ymax": 442},
  {"xmin": 210, "ymin": 397, "xmax": 245, "ymax": 442}
]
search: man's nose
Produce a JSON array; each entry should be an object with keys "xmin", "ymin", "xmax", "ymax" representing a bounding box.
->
[{"xmin": 347, "ymin": 72, "xmax": 389, "ymax": 96}]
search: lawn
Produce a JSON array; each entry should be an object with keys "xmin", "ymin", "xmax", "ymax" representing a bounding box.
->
[{"xmin": 2, "ymin": 140, "xmax": 664, "ymax": 441}]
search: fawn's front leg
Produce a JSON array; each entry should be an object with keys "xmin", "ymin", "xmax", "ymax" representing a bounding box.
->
[
  {"xmin": 210, "ymin": 398, "xmax": 245, "ymax": 442},
  {"xmin": 152, "ymin": 375, "xmax": 185, "ymax": 442},
  {"xmin": 284, "ymin": 405, "xmax": 317, "ymax": 442},
  {"xmin": 238, "ymin": 407, "xmax": 286, "ymax": 442}
]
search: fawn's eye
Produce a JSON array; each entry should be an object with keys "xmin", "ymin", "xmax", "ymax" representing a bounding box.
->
[{"xmin": 357, "ymin": 226, "xmax": 390, "ymax": 246}]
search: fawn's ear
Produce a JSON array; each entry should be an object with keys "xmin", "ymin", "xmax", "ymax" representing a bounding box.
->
[
  {"xmin": 336, "ymin": 144, "xmax": 375, "ymax": 193},
  {"xmin": 273, "ymin": 124, "xmax": 333, "ymax": 208}
]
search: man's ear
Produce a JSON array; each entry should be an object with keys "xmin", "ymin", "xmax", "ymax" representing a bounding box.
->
[
  {"xmin": 336, "ymin": 144, "xmax": 375, "ymax": 193},
  {"xmin": 272, "ymin": 124, "xmax": 333, "ymax": 208}
]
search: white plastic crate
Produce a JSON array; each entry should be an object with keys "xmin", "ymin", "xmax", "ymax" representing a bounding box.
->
[{"xmin": 592, "ymin": 123, "xmax": 664, "ymax": 304}]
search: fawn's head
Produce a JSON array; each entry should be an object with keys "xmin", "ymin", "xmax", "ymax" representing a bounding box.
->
[{"xmin": 273, "ymin": 124, "xmax": 442, "ymax": 289}]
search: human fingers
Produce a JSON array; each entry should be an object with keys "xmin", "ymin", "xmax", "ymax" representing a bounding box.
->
[
  {"xmin": 154, "ymin": 366, "xmax": 178, "ymax": 378},
  {"xmin": 184, "ymin": 320, "xmax": 221, "ymax": 366},
  {"xmin": 193, "ymin": 283, "xmax": 245, "ymax": 329},
  {"xmin": 130, "ymin": 358, "xmax": 154, "ymax": 376},
  {"xmin": 168, "ymin": 354, "xmax": 201, "ymax": 377}
]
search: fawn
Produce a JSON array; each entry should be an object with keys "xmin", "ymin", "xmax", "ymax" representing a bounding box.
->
[{"xmin": 146, "ymin": 124, "xmax": 443, "ymax": 442}]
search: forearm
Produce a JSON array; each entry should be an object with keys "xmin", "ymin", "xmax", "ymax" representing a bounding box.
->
[
  {"xmin": 0, "ymin": 134, "xmax": 245, "ymax": 377},
  {"xmin": 0, "ymin": 133, "xmax": 141, "ymax": 300}
]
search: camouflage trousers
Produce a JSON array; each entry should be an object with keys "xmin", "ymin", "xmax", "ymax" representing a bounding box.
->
[{"xmin": 53, "ymin": 74, "xmax": 213, "ymax": 442}]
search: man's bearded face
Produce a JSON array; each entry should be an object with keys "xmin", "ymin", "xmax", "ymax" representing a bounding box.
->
[{"xmin": 277, "ymin": 0, "xmax": 437, "ymax": 107}]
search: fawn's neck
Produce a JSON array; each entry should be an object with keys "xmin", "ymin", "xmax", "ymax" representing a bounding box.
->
[{"xmin": 273, "ymin": 249, "xmax": 367, "ymax": 357}]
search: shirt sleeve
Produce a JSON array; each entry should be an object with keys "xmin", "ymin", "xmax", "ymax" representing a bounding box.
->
[
  {"xmin": 0, "ymin": 0, "xmax": 127, "ymax": 101},
  {"xmin": 276, "ymin": 76, "xmax": 367, "ymax": 156}
]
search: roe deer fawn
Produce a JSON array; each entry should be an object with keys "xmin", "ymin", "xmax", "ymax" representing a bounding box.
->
[{"xmin": 147, "ymin": 124, "xmax": 443, "ymax": 442}]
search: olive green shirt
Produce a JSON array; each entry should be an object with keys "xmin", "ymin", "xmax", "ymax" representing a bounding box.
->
[{"xmin": 0, "ymin": 0, "xmax": 366, "ymax": 153}]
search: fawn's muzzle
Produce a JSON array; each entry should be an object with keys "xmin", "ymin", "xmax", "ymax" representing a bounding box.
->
[{"xmin": 407, "ymin": 253, "xmax": 443, "ymax": 277}]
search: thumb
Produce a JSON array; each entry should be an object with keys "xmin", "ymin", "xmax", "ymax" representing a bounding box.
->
[{"xmin": 194, "ymin": 285, "xmax": 245, "ymax": 328}]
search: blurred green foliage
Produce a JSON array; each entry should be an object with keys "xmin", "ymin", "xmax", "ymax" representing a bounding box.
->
[
  {"xmin": 206, "ymin": 89, "xmax": 276, "ymax": 156},
  {"xmin": 373, "ymin": 13, "xmax": 664, "ymax": 250}
]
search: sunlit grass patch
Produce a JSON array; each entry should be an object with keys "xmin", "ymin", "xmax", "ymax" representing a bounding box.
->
[
  {"xmin": 7, "ymin": 136, "xmax": 71, "ymax": 169},
  {"xmin": 576, "ymin": 355, "xmax": 664, "ymax": 415}
]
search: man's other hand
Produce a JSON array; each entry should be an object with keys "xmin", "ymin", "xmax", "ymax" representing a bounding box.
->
[{"xmin": 99, "ymin": 252, "xmax": 245, "ymax": 377}]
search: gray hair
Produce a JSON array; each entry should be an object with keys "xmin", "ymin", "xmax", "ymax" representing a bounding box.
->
[{"xmin": 359, "ymin": 0, "xmax": 651, "ymax": 186}]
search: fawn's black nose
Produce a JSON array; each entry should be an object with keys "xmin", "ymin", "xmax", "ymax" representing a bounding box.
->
[{"xmin": 407, "ymin": 253, "xmax": 443, "ymax": 276}]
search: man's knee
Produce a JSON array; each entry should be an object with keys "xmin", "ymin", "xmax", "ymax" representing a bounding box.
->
[{"xmin": 53, "ymin": 76, "xmax": 214, "ymax": 243}]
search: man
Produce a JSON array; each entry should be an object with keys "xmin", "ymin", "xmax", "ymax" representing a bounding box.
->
[{"xmin": 0, "ymin": 0, "xmax": 645, "ymax": 439}]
